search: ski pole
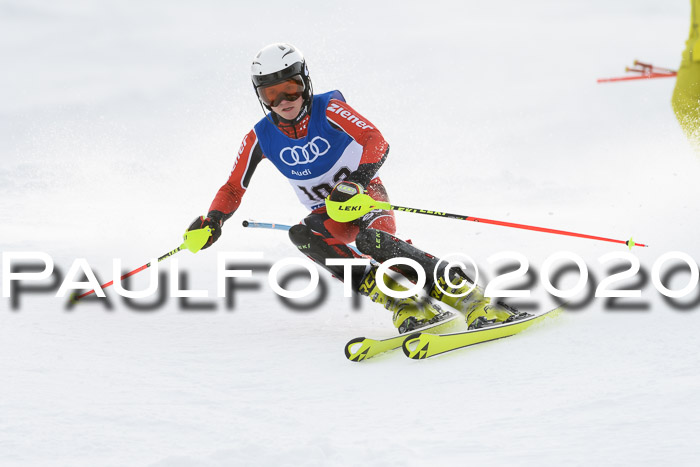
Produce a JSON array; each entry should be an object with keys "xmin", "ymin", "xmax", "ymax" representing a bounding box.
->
[
  {"xmin": 241, "ymin": 220, "xmax": 292, "ymax": 231},
  {"xmin": 71, "ymin": 227, "xmax": 212, "ymax": 302},
  {"xmin": 241, "ymin": 219, "xmax": 363, "ymax": 255},
  {"xmin": 325, "ymin": 194, "xmax": 648, "ymax": 249}
]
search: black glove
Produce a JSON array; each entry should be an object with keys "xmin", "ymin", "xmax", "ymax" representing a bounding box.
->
[
  {"xmin": 187, "ymin": 211, "xmax": 224, "ymax": 250},
  {"xmin": 328, "ymin": 180, "xmax": 364, "ymax": 203}
]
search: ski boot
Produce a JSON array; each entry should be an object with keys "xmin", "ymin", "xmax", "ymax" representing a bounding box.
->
[
  {"xmin": 391, "ymin": 297, "xmax": 447, "ymax": 334},
  {"xmin": 462, "ymin": 298, "xmax": 520, "ymax": 329},
  {"xmin": 429, "ymin": 273, "xmax": 530, "ymax": 329},
  {"xmin": 357, "ymin": 266, "xmax": 445, "ymax": 333},
  {"xmin": 354, "ymin": 229, "xmax": 525, "ymax": 331},
  {"xmin": 355, "ymin": 228, "xmax": 489, "ymax": 314},
  {"xmin": 429, "ymin": 273, "xmax": 484, "ymax": 312}
]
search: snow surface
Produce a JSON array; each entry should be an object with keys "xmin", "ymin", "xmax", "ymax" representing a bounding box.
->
[{"xmin": 2, "ymin": 0, "xmax": 700, "ymax": 466}]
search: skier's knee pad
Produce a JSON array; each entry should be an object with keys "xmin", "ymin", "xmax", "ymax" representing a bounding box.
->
[
  {"xmin": 354, "ymin": 228, "xmax": 380, "ymax": 256},
  {"xmin": 288, "ymin": 223, "xmax": 313, "ymax": 247},
  {"xmin": 289, "ymin": 223, "xmax": 363, "ymax": 284},
  {"xmin": 356, "ymin": 228, "xmax": 399, "ymax": 257}
]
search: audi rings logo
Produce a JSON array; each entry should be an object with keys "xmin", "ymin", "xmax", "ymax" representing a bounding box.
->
[{"xmin": 279, "ymin": 137, "xmax": 331, "ymax": 166}]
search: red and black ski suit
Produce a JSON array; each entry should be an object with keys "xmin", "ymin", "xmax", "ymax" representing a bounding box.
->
[{"xmin": 207, "ymin": 97, "xmax": 396, "ymax": 288}]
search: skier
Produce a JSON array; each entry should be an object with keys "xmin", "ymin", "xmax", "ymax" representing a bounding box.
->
[{"xmin": 187, "ymin": 43, "xmax": 521, "ymax": 332}]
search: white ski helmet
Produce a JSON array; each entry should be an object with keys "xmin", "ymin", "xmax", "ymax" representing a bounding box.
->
[{"xmin": 251, "ymin": 43, "xmax": 312, "ymax": 111}]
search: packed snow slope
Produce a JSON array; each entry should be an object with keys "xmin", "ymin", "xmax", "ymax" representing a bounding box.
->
[{"xmin": 2, "ymin": 1, "xmax": 700, "ymax": 466}]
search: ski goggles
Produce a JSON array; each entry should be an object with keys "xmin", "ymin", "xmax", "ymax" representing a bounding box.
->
[{"xmin": 257, "ymin": 76, "xmax": 305, "ymax": 108}]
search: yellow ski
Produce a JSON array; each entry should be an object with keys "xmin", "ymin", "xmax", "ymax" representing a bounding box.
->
[
  {"xmin": 402, "ymin": 305, "xmax": 565, "ymax": 360},
  {"xmin": 345, "ymin": 313, "xmax": 464, "ymax": 362}
]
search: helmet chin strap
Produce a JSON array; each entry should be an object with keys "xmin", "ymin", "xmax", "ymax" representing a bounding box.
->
[{"xmin": 287, "ymin": 98, "xmax": 312, "ymax": 124}]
